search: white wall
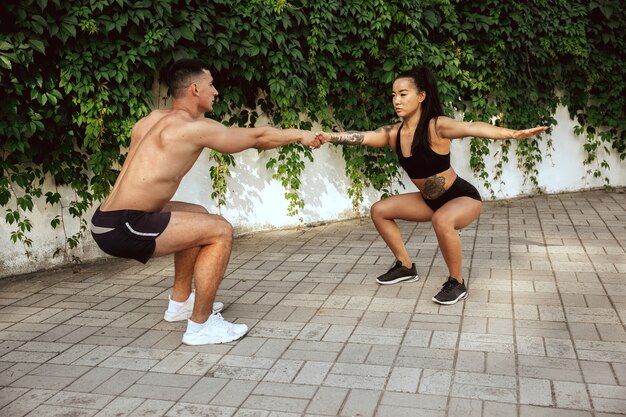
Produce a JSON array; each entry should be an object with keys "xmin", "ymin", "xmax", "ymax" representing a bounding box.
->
[{"xmin": 1, "ymin": 105, "xmax": 624, "ymax": 277}]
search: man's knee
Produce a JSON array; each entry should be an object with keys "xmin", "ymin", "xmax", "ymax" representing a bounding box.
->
[
  {"xmin": 187, "ymin": 203, "xmax": 209, "ymax": 214},
  {"xmin": 214, "ymin": 215, "xmax": 234, "ymax": 241}
]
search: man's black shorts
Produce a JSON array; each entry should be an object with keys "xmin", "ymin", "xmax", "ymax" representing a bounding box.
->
[{"xmin": 90, "ymin": 206, "xmax": 171, "ymax": 264}]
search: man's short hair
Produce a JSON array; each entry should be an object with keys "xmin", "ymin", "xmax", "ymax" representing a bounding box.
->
[{"xmin": 165, "ymin": 59, "xmax": 209, "ymax": 98}]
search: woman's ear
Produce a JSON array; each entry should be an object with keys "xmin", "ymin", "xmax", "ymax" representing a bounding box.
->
[{"xmin": 418, "ymin": 90, "xmax": 426, "ymax": 103}]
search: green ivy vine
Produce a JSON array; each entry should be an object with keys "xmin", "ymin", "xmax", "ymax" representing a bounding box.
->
[
  {"xmin": 1, "ymin": 0, "xmax": 624, "ymax": 261},
  {"xmin": 208, "ymin": 151, "xmax": 235, "ymax": 213}
]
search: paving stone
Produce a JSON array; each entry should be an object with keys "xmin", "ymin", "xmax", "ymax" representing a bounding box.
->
[
  {"xmin": 165, "ymin": 402, "xmax": 236, "ymax": 417},
  {"xmin": 0, "ymin": 387, "xmax": 29, "ymax": 408},
  {"xmin": 486, "ymin": 352, "xmax": 517, "ymax": 376},
  {"xmin": 452, "ymin": 371, "xmax": 517, "ymax": 403},
  {"xmin": 0, "ymin": 388, "xmax": 56, "ymax": 417},
  {"xmin": 396, "ymin": 347, "xmax": 455, "ymax": 370},
  {"xmin": 417, "ymin": 369, "xmax": 452, "ymax": 396},
  {"xmin": 46, "ymin": 390, "xmax": 114, "ymax": 409},
  {"xmin": 122, "ymin": 383, "xmax": 187, "ymax": 402},
  {"xmin": 587, "ymin": 384, "xmax": 626, "ymax": 414},
  {"xmin": 253, "ymin": 382, "xmax": 316, "ymax": 399},
  {"xmin": 23, "ymin": 404, "xmax": 96, "ymax": 416},
  {"xmin": 517, "ymin": 355, "xmax": 583, "ymax": 382},
  {"xmin": 459, "ymin": 333, "xmax": 514, "ymax": 353},
  {"xmin": 580, "ymin": 360, "xmax": 617, "ymax": 385},
  {"xmin": 483, "ymin": 400, "xmax": 519, "ymax": 417},
  {"xmin": 365, "ymin": 344, "xmax": 398, "ymax": 366},
  {"xmin": 519, "ymin": 405, "xmax": 591, "ymax": 417},
  {"xmin": 305, "ymin": 386, "xmax": 347, "ymax": 415},
  {"xmin": 92, "ymin": 396, "xmax": 144, "ymax": 416},
  {"xmin": 92, "ymin": 370, "xmax": 145, "ymax": 396},
  {"xmin": 553, "ymin": 380, "xmax": 591, "ymax": 409},
  {"xmin": 455, "ymin": 351, "xmax": 485, "ymax": 373},
  {"xmin": 177, "ymin": 353, "xmax": 222, "ymax": 376},
  {"xmin": 173, "ymin": 376, "xmax": 227, "ymax": 405},
  {"xmin": 386, "ymin": 366, "xmax": 421, "ymax": 393},
  {"xmin": 210, "ymin": 380, "xmax": 257, "ymax": 407},
  {"xmin": 448, "ymin": 396, "xmax": 482, "ymax": 417},
  {"xmin": 340, "ymin": 389, "xmax": 381, "ymax": 417},
  {"xmin": 337, "ymin": 343, "xmax": 370, "ymax": 363},
  {"xmin": 263, "ymin": 359, "xmax": 303, "ymax": 383},
  {"xmin": 127, "ymin": 399, "xmax": 174, "ymax": 417},
  {"xmin": 519, "ymin": 377, "xmax": 552, "ymax": 406},
  {"xmin": 241, "ymin": 395, "xmax": 308, "ymax": 414}
]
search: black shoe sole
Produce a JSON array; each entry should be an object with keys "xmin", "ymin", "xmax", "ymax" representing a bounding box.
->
[
  {"xmin": 376, "ymin": 275, "xmax": 419, "ymax": 285},
  {"xmin": 432, "ymin": 291, "xmax": 468, "ymax": 305}
]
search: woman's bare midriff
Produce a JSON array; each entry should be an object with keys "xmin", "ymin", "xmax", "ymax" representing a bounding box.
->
[{"xmin": 412, "ymin": 167, "xmax": 457, "ymax": 200}]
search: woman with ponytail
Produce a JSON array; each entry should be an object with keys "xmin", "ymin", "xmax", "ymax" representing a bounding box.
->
[{"xmin": 316, "ymin": 67, "xmax": 546, "ymax": 305}]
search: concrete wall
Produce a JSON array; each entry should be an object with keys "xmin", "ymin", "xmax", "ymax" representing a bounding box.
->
[{"xmin": 1, "ymin": 104, "xmax": 624, "ymax": 278}]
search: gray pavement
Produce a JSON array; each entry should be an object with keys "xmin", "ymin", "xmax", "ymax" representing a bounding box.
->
[{"xmin": 1, "ymin": 189, "xmax": 625, "ymax": 417}]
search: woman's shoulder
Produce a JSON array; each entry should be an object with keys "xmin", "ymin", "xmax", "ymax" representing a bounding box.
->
[
  {"xmin": 430, "ymin": 115, "xmax": 454, "ymax": 127},
  {"xmin": 429, "ymin": 116, "xmax": 455, "ymax": 142},
  {"xmin": 373, "ymin": 122, "xmax": 402, "ymax": 139}
]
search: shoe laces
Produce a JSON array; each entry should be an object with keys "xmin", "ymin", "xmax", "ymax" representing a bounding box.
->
[
  {"xmin": 388, "ymin": 260, "xmax": 403, "ymax": 272},
  {"xmin": 210, "ymin": 312, "xmax": 239, "ymax": 331},
  {"xmin": 210, "ymin": 313, "xmax": 228, "ymax": 328},
  {"xmin": 440, "ymin": 277, "xmax": 458, "ymax": 293}
]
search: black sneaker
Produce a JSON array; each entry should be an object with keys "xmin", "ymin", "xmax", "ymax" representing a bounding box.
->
[
  {"xmin": 376, "ymin": 260, "xmax": 419, "ymax": 285},
  {"xmin": 432, "ymin": 277, "xmax": 468, "ymax": 305}
]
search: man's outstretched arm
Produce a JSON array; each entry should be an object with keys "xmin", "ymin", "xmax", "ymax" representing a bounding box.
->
[{"xmin": 188, "ymin": 119, "xmax": 320, "ymax": 154}]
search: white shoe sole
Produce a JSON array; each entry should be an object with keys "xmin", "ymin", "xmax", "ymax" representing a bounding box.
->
[
  {"xmin": 432, "ymin": 292, "xmax": 468, "ymax": 305},
  {"xmin": 182, "ymin": 331, "xmax": 247, "ymax": 345},
  {"xmin": 376, "ymin": 275, "xmax": 419, "ymax": 285}
]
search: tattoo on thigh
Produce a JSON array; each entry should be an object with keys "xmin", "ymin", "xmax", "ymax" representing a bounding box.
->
[
  {"xmin": 423, "ymin": 175, "xmax": 446, "ymax": 199},
  {"xmin": 330, "ymin": 131, "xmax": 365, "ymax": 145}
]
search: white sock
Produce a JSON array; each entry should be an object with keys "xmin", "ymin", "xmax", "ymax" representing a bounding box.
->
[
  {"xmin": 186, "ymin": 318, "xmax": 204, "ymax": 333},
  {"xmin": 168, "ymin": 292, "xmax": 194, "ymax": 311},
  {"xmin": 167, "ymin": 297, "xmax": 184, "ymax": 312}
]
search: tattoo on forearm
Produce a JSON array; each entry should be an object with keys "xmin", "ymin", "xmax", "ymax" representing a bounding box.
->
[
  {"xmin": 422, "ymin": 175, "xmax": 447, "ymax": 199},
  {"xmin": 330, "ymin": 131, "xmax": 365, "ymax": 145}
]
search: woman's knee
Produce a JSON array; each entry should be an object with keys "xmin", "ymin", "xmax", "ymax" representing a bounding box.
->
[
  {"xmin": 431, "ymin": 212, "xmax": 454, "ymax": 233},
  {"xmin": 370, "ymin": 200, "xmax": 387, "ymax": 220}
]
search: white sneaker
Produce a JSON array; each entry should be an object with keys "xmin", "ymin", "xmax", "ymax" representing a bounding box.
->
[
  {"xmin": 163, "ymin": 292, "xmax": 224, "ymax": 322},
  {"xmin": 182, "ymin": 313, "xmax": 248, "ymax": 345}
]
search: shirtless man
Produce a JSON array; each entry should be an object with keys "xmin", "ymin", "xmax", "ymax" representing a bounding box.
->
[{"xmin": 90, "ymin": 59, "xmax": 320, "ymax": 345}]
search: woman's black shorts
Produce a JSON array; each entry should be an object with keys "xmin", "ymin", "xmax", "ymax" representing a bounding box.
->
[{"xmin": 423, "ymin": 176, "xmax": 482, "ymax": 212}]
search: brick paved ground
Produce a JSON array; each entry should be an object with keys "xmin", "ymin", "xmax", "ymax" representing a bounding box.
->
[{"xmin": 0, "ymin": 189, "xmax": 625, "ymax": 417}]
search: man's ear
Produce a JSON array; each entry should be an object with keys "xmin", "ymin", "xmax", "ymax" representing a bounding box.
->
[{"xmin": 190, "ymin": 83, "xmax": 199, "ymax": 96}]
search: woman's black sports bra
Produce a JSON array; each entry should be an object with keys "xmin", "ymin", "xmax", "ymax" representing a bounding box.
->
[{"xmin": 395, "ymin": 122, "xmax": 450, "ymax": 179}]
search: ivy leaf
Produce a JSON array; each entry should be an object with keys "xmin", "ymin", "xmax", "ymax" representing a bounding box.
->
[
  {"xmin": 30, "ymin": 39, "xmax": 46, "ymax": 54},
  {"xmin": 178, "ymin": 26, "xmax": 194, "ymax": 41},
  {"xmin": 0, "ymin": 56, "xmax": 11, "ymax": 69}
]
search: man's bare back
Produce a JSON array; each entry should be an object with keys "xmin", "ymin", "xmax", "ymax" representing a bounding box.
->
[{"xmin": 101, "ymin": 109, "xmax": 209, "ymax": 213}]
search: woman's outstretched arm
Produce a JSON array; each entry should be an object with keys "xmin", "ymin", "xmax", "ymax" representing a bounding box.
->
[
  {"xmin": 316, "ymin": 124, "xmax": 398, "ymax": 148},
  {"xmin": 435, "ymin": 116, "xmax": 547, "ymax": 140}
]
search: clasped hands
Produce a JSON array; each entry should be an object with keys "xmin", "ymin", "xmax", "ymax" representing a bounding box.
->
[{"xmin": 300, "ymin": 131, "xmax": 332, "ymax": 149}]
